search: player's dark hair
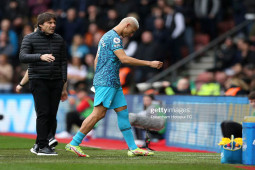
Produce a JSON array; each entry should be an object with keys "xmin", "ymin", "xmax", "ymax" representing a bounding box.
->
[{"xmin": 37, "ymin": 12, "xmax": 56, "ymax": 28}]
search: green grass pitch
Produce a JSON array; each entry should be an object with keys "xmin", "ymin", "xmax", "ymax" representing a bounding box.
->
[{"xmin": 0, "ymin": 136, "xmax": 241, "ymax": 170}]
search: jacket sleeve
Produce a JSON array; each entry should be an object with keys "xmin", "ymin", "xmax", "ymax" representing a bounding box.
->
[
  {"xmin": 61, "ymin": 40, "xmax": 67, "ymax": 81},
  {"xmin": 19, "ymin": 35, "xmax": 41, "ymax": 63}
]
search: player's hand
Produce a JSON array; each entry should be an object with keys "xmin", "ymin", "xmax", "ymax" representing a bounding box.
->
[
  {"xmin": 61, "ymin": 90, "xmax": 68, "ymax": 102},
  {"xmin": 150, "ymin": 61, "xmax": 163, "ymax": 69},
  {"xmin": 40, "ymin": 54, "xmax": 55, "ymax": 62},
  {"xmin": 16, "ymin": 84, "xmax": 22, "ymax": 93}
]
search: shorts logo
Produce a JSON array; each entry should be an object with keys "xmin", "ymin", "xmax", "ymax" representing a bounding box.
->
[{"xmin": 113, "ymin": 38, "xmax": 120, "ymax": 43}]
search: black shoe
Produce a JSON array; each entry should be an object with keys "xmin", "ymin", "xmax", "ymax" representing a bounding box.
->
[
  {"xmin": 49, "ymin": 138, "xmax": 58, "ymax": 148},
  {"xmin": 37, "ymin": 146, "xmax": 58, "ymax": 156},
  {"xmin": 51, "ymin": 146, "xmax": 55, "ymax": 151},
  {"xmin": 30, "ymin": 144, "xmax": 39, "ymax": 155}
]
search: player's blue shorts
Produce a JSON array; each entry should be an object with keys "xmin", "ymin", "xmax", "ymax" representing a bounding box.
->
[{"xmin": 94, "ymin": 86, "xmax": 127, "ymax": 109}]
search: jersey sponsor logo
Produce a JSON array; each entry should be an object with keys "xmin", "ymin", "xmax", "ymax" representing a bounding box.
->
[{"xmin": 113, "ymin": 37, "xmax": 120, "ymax": 43}]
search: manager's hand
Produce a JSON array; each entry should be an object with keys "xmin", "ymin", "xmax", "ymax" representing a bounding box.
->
[{"xmin": 40, "ymin": 54, "xmax": 55, "ymax": 62}]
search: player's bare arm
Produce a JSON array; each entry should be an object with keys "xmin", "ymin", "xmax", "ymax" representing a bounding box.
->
[{"xmin": 114, "ymin": 49, "xmax": 163, "ymax": 69}]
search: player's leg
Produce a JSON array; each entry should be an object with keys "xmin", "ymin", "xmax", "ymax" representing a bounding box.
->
[
  {"xmin": 65, "ymin": 104, "xmax": 107, "ymax": 157},
  {"xmin": 114, "ymin": 106, "xmax": 154, "ymax": 156},
  {"xmin": 114, "ymin": 105, "xmax": 137, "ymax": 149},
  {"xmin": 112, "ymin": 88, "xmax": 154, "ymax": 156}
]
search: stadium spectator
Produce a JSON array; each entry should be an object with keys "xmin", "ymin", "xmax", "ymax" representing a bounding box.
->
[
  {"xmin": 18, "ymin": 24, "xmax": 33, "ymax": 47},
  {"xmin": 164, "ymin": 5, "xmax": 185, "ymax": 64},
  {"xmin": 157, "ymin": 0, "xmax": 167, "ymax": 10},
  {"xmin": 175, "ymin": 0, "xmax": 196, "ymax": 53},
  {"xmin": 134, "ymin": 31, "xmax": 161, "ymax": 83},
  {"xmin": 137, "ymin": 0, "xmax": 151, "ymax": 28},
  {"xmin": 19, "ymin": 12, "xmax": 68, "ymax": 156},
  {"xmin": 145, "ymin": 6, "xmax": 164, "ymax": 31},
  {"xmin": 0, "ymin": 19, "xmax": 18, "ymax": 56},
  {"xmin": 103, "ymin": 8, "xmax": 121, "ymax": 31},
  {"xmin": 236, "ymin": 38, "xmax": 255, "ymax": 66},
  {"xmin": 225, "ymin": 77, "xmax": 249, "ymax": 96},
  {"xmin": 194, "ymin": 0, "xmax": 220, "ymax": 39},
  {"xmin": 244, "ymin": 0, "xmax": 255, "ymax": 24},
  {"xmin": 3, "ymin": 0, "xmax": 25, "ymax": 22},
  {"xmin": 215, "ymin": 37, "xmax": 239, "ymax": 70},
  {"xmin": 196, "ymin": 71, "xmax": 221, "ymax": 96},
  {"xmin": 119, "ymin": 66, "xmax": 133, "ymax": 94},
  {"xmin": 242, "ymin": 64, "xmax": 255, "ymax": 83},
  {"xmin": 69, "ymin": 34, "xmax": 90, "ymax": 60},
  {"xmin": 28, "ymin": 0, "xmax": 51, "ymax": 17},
  {"xmin": 59, "ymin": 8, "xmax": 85, "ymax": 47},
  {"xmin": 0, "ymin": 54, "xmax": 13, "ymax": 93},
  {"xmin": 152, "ymin": 17, "xmax": 168, "ymax": 45},
  {"xmin": 56, "ymin": 88, "xmax": 95, "ymax": 139},
  {"xmin": 87, "ymin": 5, "xmax": 105, "ymax": 28},
  {"xmin": 83, "ymin": 53, "xmax": 95, "ymax": 90},
  {"xmin": 67, "ymin": 56, "xmax": 87, "ymax": 91},
  {"xmin": 123, "ymin": 37, "xmax": 138, "ymax": 57},
  {"xmin": 51, "ymin": 0, "xmax": 82, "ymax": 14},
  {"xmin": 84, "ymin": 23, "xmax": 105, "ymax": 47},
  {"xmin": 89, "ymin": 32, "xmax": 103, "ymax": 55},
  {"xmin": 164, "ymin": 78, "xmax": 191, "ymax": 95},
  {"xmin": 215, "ymin": 71, "xmax": 228, "ymax": 94},
  {"xmin": 0, "ymin": 31, "xmax": 14, "ymax": 58},
  {"xmin": 114, "ymin": 0, "xmax": 136, "ymax": 19},
  {"xmin": 248, "ymin": 91, "xmax": 255, "ymax": 115},
  {"xmin": 232, "ymin": 0, "xmax": 246, "ymax": 27},
  {"xmin": 133, "ymin": 94, "xmax": 165, "ymax": 146}
]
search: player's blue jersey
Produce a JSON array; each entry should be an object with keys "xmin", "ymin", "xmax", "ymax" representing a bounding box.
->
[{"xmin": 93, "ymin": 29, "xmax": 123, "ymax": 88}]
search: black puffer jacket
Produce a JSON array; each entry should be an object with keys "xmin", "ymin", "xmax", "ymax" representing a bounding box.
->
[{"xmin": 19, "ymin": 29, "xmax": 67, "ymax": 81}]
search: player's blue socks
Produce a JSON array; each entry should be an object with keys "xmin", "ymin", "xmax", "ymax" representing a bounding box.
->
[
  {"xmin": 70, "ymin": 131, "xmax": 85, "ymax": 146},
  {"xmin": 117, "ymin": 109, "xmax": 138, "ymax": 150}
]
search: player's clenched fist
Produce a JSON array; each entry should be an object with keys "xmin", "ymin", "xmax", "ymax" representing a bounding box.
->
[
  {"xmin": 40, "ymin": 54, "xmax": 55, "ymax": 62},
  {"xmin": 150, "ymin": 61, "xmax": 163, "ymax": 69}
]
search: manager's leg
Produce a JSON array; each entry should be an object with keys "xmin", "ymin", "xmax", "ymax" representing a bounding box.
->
[
  {"xmin": 48, "ymin": 80, "xmax": 63, "ymax": 143},
  {"xmin": 30, "ymin": 79, "xmax": 51, "ymax": 149}
]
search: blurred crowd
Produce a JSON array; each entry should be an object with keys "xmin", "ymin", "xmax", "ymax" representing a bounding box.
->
[{"xmin": 0, "ymin": 0, "xmax": 255, "ymax": 95}]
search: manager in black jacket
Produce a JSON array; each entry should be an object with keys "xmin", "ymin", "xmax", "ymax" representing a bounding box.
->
[{"xmin": 19, "ymin": 12, "xmax": 68, "ymax": 156}]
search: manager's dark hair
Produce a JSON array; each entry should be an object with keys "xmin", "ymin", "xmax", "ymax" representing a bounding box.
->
[{"xmin": 37, "ymin": 12, "xmax": 56, "ymax": 28}]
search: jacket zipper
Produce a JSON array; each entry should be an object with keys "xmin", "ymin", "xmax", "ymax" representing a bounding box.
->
[{"xmin": 49, "ymin": 37, "xmax": 54, "ymax": 79}]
